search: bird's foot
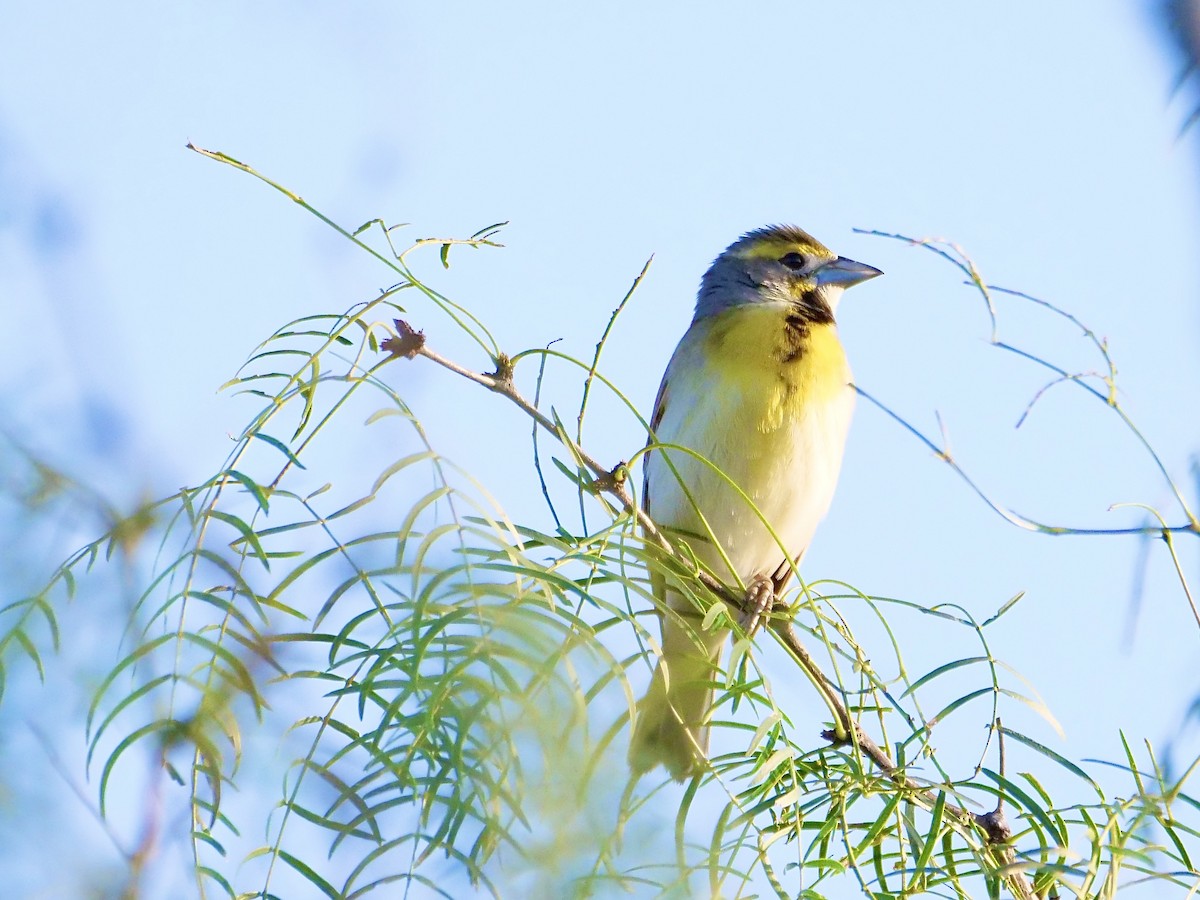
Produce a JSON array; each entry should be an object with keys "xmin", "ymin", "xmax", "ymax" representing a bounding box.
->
[{"xmin": 738, "ymin": 574, "xmax": 775, "ymax": 636}]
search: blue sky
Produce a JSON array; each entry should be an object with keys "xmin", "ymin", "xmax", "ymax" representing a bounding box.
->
[{"xmin": 3, "ymin": 2, "xmax": 1200, "ymax": 896}]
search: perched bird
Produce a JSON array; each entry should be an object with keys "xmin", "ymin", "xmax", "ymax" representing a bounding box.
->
[{"xmin": 628, "ymin": 225, "xmax": 881, "ymax": 781}]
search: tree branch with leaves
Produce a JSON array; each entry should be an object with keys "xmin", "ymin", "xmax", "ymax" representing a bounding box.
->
[{"xmin": 2, "ymin": 148, "xmax": 1198, "ymax": 899}]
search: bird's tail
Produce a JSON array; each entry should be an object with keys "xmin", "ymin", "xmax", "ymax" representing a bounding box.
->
[{"xmin": 628, "ymin": 606, "xmax": 727, "ymax": 781}]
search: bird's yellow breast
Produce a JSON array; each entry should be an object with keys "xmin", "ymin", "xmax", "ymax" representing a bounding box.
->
[
  {"xmin": 701, "ymin": 304, "xmax": 850, "ymax": 433},
  {"xmin": 647, "ymin": 303, "xmax": 855, "ymax": 583}
]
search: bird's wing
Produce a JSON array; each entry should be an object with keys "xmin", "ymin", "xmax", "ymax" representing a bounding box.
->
[{"xmin": 642, "ymin": 369, "xmax": 671, "ymax": 520}]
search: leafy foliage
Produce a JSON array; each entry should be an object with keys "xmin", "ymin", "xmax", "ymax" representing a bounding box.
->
[{"xmin": 2, "ymin": 153, "xmax": 1199, "ymax": 898}]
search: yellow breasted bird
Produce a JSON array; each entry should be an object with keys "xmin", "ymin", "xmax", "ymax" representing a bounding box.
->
[{"xmin": 629, "ymin": 225, "xmax": 881, "ymax": 781}]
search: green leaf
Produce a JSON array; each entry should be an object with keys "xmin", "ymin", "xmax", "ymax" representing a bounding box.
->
[
  {"xmin": 913, "ymin": 789, "xmax": 947, "ymax": 875},
  {"xmin": 1001, "ymin": 726, "xmax": 1099, "ymax": 791},
  {"xmin": 196, "ymin": 866, "xmax": 235, "ymax": 898},
  {"xmin": 224, "ymin": 468, "xmax": 271, "ymax": 512},
  {"xmin": 903, "ymin": 656, "xmax": 989, "ymax": 697},
  {"xmin": 250, "ymin": 431, "xmax": 307, "ymax": 469},
  {"xmin": 276, "ymin": 849, "xmax": 343, "ymax": 897},
  {"xmin": 982, "ymin": 591, "xmax": 1025, "ymax": 626},
  {"xmin": 207, "ymin": 509, "xmax": 270, "ymax": 570}
]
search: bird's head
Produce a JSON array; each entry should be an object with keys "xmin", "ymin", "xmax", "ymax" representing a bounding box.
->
[{"xmin": 695, "ymin": 225, "xmax": 881, "ymax": 324}]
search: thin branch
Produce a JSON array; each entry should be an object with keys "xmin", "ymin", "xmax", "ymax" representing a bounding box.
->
[
  {"xmin": 857, "ymin": 228, "xmax": 1199, "ymax": 535},
  {"xmin": 856, "ymin": 386, "xmax": 1197, "ymax": 539}
]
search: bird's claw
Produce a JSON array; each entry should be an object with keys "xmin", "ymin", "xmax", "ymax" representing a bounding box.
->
[{"xmin": 738, "ymin": 575, "xmax": 776, "ymax": 636}]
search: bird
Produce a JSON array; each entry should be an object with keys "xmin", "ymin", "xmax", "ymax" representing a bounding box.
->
[{"xmin": 628, "ymin": 225, "xmax": 881, "ymax": 781}]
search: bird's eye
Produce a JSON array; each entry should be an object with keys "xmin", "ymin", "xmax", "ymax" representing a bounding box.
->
[{"xmin": 780, "ymin": 252, "xmax": 807, "ymax": 271}]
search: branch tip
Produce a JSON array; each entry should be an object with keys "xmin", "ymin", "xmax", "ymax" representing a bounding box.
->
[
  {"xmin": 488, "ymin": 353, "xmax": 515, "ymax": 389},
  {"xmin": 973, "ymin": 808, "xmax": 1014, "ymax": 845},
  {"xmin": 589, "ymin": 462, "xmax": 629, "ymax": 495},
  {"xmin": 821, "ymin": 722, "xmax": 862, "ymax": 747},
  {"xmin": 382, "ymin": 319, "xmax": 427, "ymax": 360}
]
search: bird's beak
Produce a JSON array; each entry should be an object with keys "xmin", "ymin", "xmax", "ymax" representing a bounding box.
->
[{"xmin": 814, "ymin": 256, "xmax": 883, "ymax": 288}]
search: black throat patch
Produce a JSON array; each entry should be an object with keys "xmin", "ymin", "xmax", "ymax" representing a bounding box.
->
[{"xmin": 781, "ymin": 291, "xmax": 834, "ymax": 363}]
